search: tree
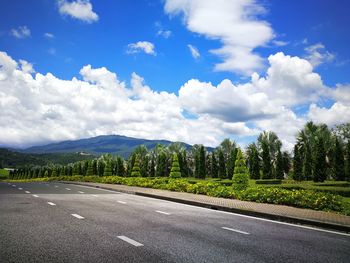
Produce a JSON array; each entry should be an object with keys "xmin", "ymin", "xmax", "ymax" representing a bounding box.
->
[
  {"xmin": 261, "ymin": 141, "xmax": 272, "ymax": 179},
  {"xmin": 218, "ymin": 150, "xmax": 226, "ymax": 179},
  {"xmin": 275, "ymin": 150, "xmax": 284, "ymax": 179},
  {"xmin": 282, "ymin": 151, "xmax": 291, "ymax": 176},
  {"xmin": 334, "ymin": 137, "xmax": 345, "ymax": 181},
  {"xmin": 346, "ymin": 140, "xmax": 350, "ymax": 181},
  {"xmin": 227, "ymin": 148, "xmax": 237, "ymax": 179},
  {"xmin": 232, "ymin": 149, "xmax": 249, "ymax": 191},
  {"xmin": 303, "ymin": 144, "xmax": 312, "ymax": 180},
  {"xmin": 86, "ymin": 161, "xmax": 94, "ymax": 176},
  {"xmin": 156, "ymin": 152, "xmax": 167, "ymax": 177},
  {"xmin": 103, "ymin": 161, "xmax": 113, "ymax": 176},
  {"xmin": 149, "ymin": 157, "xmax": 155, "ymax": 177},
  {"xmin": 141, "ymin": 155, "xmax": 149, "ymax": 177},
  {"xmin": 211, "ymin": 153, "xmax": 218, "ymax": 178},
  {"xmin": 169, "ymin": 154, "xmax": 181, "ymax": 178},
  {"xmin": 293, "ymin": 144, "xmax": 303, "ymax": 181},
  {"xmin": 181, "ymin": 151, "xmax": 189, "ymax": 177},
  {"xmin": 130, "ymin": 156, "xmax": 141, "ymax": 177},
  {"xmin": 313, "ymin": 137, "xmax": 327, "ymax": 182},
  {"xmin": 72, "ymin": 163, "xmax": 80, "ymax": 176},
  {"xmin": 247, "ymin": 143, "xmax": 260, "ymax": 180},
  {"xmin": 198, "ymin": 145, "xmax": 206, "ymax": 179}
]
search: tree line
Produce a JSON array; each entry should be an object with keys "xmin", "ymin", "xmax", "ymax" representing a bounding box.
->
[{"xmin": 9, "ymin": 122, "xmax": 350, "ymax": 182}]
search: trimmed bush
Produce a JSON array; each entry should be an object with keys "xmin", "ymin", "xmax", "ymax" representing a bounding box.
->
[
  {"xmin": 130, "ymin": 157, "xmax": 141, "ymax": 177},
  {"xmin": 232, "ymin": 149, "xmax": 249, "ymax": 191},
  {"xmin": 255, "ymin": 179, "xmax": 282, "ymax": 185},
  {"xmin": 169, "ymin": 154, "xmax": 181, "ymax": 178}
]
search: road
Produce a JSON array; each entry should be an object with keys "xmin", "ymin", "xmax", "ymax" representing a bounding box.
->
[{"xmin": 0, "ymin": 182, "xmax": 349, "ymax": 263}]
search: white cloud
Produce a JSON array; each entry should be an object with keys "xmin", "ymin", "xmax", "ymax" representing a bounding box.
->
[
  {"xmin": 0, "ymin": 50, "xmax": 346, "ymax": 151},
  {"xmin": 126, "ymin": 41, "xmax": 156, "ymax": 56},
  {"xmin": 272, "ymin": 40, "xmax": 288, "ymax": 47},
  {"xmin": 58, "ymin": 0, "xmax": 99, "ymax": 23},
  {"xmin": 11, "ymin": 26, "xmax": 31, "ymax": 39},
  {"xmin": 305, "ymin": 43, "xmax": 335, "ymax": 67},
  {"xmin": 157, "ymin": 30, "xmax": 172, "ymax": 38},
  {"xmin": 187, "ymin": 44, "xmax": 200, "ymax": 59},
  {"xmin": 44, "ymin": 33, "xmax": 55, "ymax": 39},
  {"xmin": 164, "ymin": 0, "xmax": 274, "ymax": 75}
]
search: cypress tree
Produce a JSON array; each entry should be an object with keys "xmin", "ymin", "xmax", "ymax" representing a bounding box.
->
[
  {"xmin": 275, "ymin": 150, "xmax": 284, "ymax": 179},
  {"xmin": 156, "ymin": 153, "xmax": 166, "ymax": 177},
  {"xmin": 130, "ymin": 157, "xmax": 141, "ymax": 177},
  {"xmin": 51, "ymin": 167, "xmax": 57, "ymax": 177},
  {"xmin": 250, "ymin": 147, "xmax": 260, "ymax": 180},
  {"xmin": 98, "ymin": 160, "xmax": 105, "ymax": 176},
  {"xmin": 218, "ymin": 150, "xmax": 226, "ymax": 179},
  {"xmin": 116, "ymin": 157, "xmax": 125, "ymax": 177},
  {"xmin": 141, "ymin": 156, "xmax": 149, "ymax": 177},
  {"xmin": 92, "ymin": 160, "xmax": 98, "ymax": 175},
  {"xmin": 227, "ymin": 148, "xmax": 237, "ymax": 179},
  {"xmin": 211, "ymin": 153, "xmax": 218, "ymax": 178},
  {"xmin": 86, "ymin": 161, "xmax": 94, "ymax": 176},
  {"xmin": 261, "ymin": 141, "xmax": 272, "ymax": 179},
  {"xmin": 198, "ymin": 145, "xmax": 206, "ymax": 179},
  {"xmin": 103, "ymin": 161, "xmax": 113, "ymax": 176},
  {"xmin": 128, "ymin": 154, "xmax": 136, "ymax": 177},
  {"xmin": 72, "ymin": 163, "xmax": 80, "ymax": 176},
  {"xmin": 293, "ymin": 144, "xmax": 303, "ymax": 181},
  {"xmin": 194, "ymin": 153, "xmax": 200, "ymax": 178},
  {"xmin": 169, "ymin": 154, "xmax": 182, "ymax": 178},
  {"xmin": 313, "ymin": 137, "xmax": 327, "ymax": 182},
  {"xmin": 345, "ymin": 140, "xmax": 350, "ymax": 181},
  {"xmin": 303, "ymin": 145, "xmax": 312, "ymax": 180},
  {"xmin": 182, "ymin": 151, "xmax": 189, "ymax": 177},
  {"xmin": 282, "ymin": 152, "xmax": 290, "ymax": 176},
  {"xmin": 149, "ymin": 157, "xmax": 155, "ymax": 177},
  {"xmin": 232, "ymin": 149, "xmax": 249, "ymax": 191},
  {"xmin": 334, "ymin": 138, "xmax": 345, "ymax": 181}
]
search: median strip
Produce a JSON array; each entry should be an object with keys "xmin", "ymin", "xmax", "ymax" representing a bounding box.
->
[
  {"xmin": 117, "ymin": 236, "xmax": 143, "ymax": 247},
  {"xmin": 222, "ymin": 226, "xmax": 250, "ymax": 235},
  {"xmin": 47, "ymin": 202, "xmax": 56, "ymax": 206},
  {"xmin": 71, "ymin": 214, "xmax": 84, "ymax": 219}
]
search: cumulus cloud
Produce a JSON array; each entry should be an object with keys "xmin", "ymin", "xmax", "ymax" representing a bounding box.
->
[
  {"xmin": 305, "ymin": 43, "xmax": 335, "ymax": 67},
  {"xmin": 164, "ymin": 0, "xmax": 274, "ymax": 75},
  {"xmin": 58, "ymin": 0, "xmax": 99, "ymax": 23},
  {"xmin": 11, "ymin": 26, "xmax": 31, "ymax": 39},
  {"xmin": 0, "ymin": 50, "xmax": 345, "ymax": 151},
  {"xmin": 187, "ymin": 44, "xmax": 200, "ymax": 59},
  {"xmin": 126, "ymin": 41, "xmax": 156, "ymax": 56}
]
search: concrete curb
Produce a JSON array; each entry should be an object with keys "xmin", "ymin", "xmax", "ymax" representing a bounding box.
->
[{"xmin": 62, "ymin": 181, "xmax": 350, "ymax": 234}]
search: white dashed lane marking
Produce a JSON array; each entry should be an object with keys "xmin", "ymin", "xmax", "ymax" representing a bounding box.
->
[
  {"xmin": 117, "ymin": 201, "xmax": 127, "ymax": 204},
  {"xmin": 71, "ymin": 214, "xmax": 85, "ymax": 219},
  {"xmin": 155, "ymin": 210, "xmax": 170, "ymax": 215},
  {"xmin": 47, "ymin": 202, "xmax": 56, "ymax": 206},
  {"xmin": 117, "ymin": 236, "xmax": 143, "ymax": 247},
  {"xmin": 18, "ymin": 188, "xmax": 23, "ymax": 190},
  {"xmin": 222, "ymin": 227, "xmax": 250, "ymax": 235},
  {"xmin": 65, "ymin": 188, "xmax": 71, "ymax": 191},
  {"xmin": 33, "ymin": 195, "xmax": 39, "ymax": 198},
  {"xmin": 78, "ymin": 191, "xmax": 84, "ymax": 194},
  {"xmin": 25, "ymin": 191, "xmax": 30, "ymax": 194}
]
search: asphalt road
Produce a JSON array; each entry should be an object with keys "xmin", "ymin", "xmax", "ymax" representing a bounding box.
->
[{"xmin": 0, "ymin": 182, "xmax": 349, "ymax": 263}]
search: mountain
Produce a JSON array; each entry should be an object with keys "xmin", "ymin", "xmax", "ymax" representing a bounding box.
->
[{"xmin": 21, "ymin": 135, "xmax": 193, "ymax": 157}]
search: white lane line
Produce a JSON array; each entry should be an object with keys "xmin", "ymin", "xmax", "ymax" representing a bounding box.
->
[
  {"xmin": 71, "ymin": 214, "xmax": 84, "ymax": 219},
  {"xmin": 117, "ymin": 201, "xmax": 127, "ymax": 204},
  {"xmin": 117, "ymin": 236, "xmax": 143, "ymax": 247},
  {"xmin": 25, "ymin": 191, "xmax": 31, "ymax": 194},
  {"xmin": 18, "ymin": 188, "xmax": 23, "ymax": 190},
  {"xmin": 91, "ymin": 194, "xmax": 98, "ymax": 197},
  {"xmin": 155, "ymin": 210, "xmax": 170, "ymax": 215},
  {"xmin": 54, "ymin": 185, "xmax": 59, "ymax": 188},
  {"xmin": 78, "ymin": 191, "xmax": 85, "ymax": 194},
  {"xmin": 12, "ymin": 185, "xmax": 16, "ymax": 187},
  {"xmin": 222, "ymin": 227, "xmax": 250, "ymax": 235},
  {"xmin": 33, "ymin": 195, "xmax": 39, "ymax": 198},
  {"xmin": 65, "ymin": 188, "xmax": 71, "ymax": 191},
  {"xmin": 47, "ymin": 202, "xmax": 56, "ymax": 206}
]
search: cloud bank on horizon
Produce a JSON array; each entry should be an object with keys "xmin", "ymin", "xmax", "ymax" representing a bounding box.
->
[{"xmin": 0, "ymin": 0, "xmax": 349, "ymax": 150}]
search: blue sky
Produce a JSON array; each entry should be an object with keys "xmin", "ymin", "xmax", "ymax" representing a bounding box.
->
[{"xmin": 0, "ymin": 0, "xmax": 349, "ymax": 149}]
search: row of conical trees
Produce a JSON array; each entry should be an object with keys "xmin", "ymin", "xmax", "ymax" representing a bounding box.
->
[{"xmin": 9, "ymin": 122, "xmax": 350, "ymax": 182}]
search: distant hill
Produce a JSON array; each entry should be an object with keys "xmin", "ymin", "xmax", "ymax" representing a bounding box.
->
[{"xmin": 21, "ymin": 135, "xmax": 193, "ymax": 157}]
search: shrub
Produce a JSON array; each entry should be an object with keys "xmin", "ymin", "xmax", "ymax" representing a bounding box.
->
[
  {"xmin": 232, "ymin": 149, "xmax": 249, "ymax": 191},
  {"xmin": 255, "ymin": 179, "xmax": 282, "ymax": 185},
  {"xmin": 169, "ymin": 154, "xmax": 181, "ymax": 178}
]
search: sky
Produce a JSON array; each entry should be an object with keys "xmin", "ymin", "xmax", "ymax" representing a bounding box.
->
[{"xmin": 0, "ymin": 0, "xmax": 349, "ymax": 150}]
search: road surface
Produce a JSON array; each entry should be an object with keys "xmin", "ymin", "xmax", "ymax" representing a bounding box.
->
[{"xmin": 0, "ymin": 182, "xmax": 349, "ymax": 263}]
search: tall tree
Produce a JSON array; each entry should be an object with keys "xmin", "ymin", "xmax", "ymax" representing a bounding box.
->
[
  {"xmin": 218, "ymin": 150, "xmax": 226, "ymax": 179},
  {"xmin": 103, "ymin": 161, "xmax": 113, "ymax": 176},
  {"xmin": 141, "ymin": 155, "xmax": 149, "ymax": 177},
  {"xmin": 227, "ymin": 148, "xmax": 237, "ymax": 179},
  {"xmin": 345, "ymin": 140, "xmax": 350, "ymax": 181},
  {"xmin": 198, "ymin": 145, "xmax": 206, "ymax": 179},
  {"xmin": 149, "ymin": 157, "xmax": 155, "ymax": 177},
  {"xmin": 293, "ymin": 144, "xmax": 303, "ymax": 181},
  {"xmin": 313, "ymin": 137, "xmax": 327, "ymax": 182},
  {"xmin": 282, "ymin": 151, "xmax": 291, "ymax": 176},
  {"xmin": 211, "ymin": 152, "xmax": 218, "ymax": 178},
  {"xmin": 334, "ymin": 137, "xmax": 345, "ymax": 181},
  {"xmin": 275, "ymin": 150, "xmax": 284, "ymax": 179},
  {"xmin": 86, "ymin": 161, "xmax": 94, "ymax": 176},
  {"xmin": 246, "ymin": 143, "xmax": 260, "ymax": 180},
  {"xmin": 261, "ymin": 141, "xmax": 272, "ymax": 179},
  {"xmin": 303, "ymin": 144, "xmax": 313, "ymax": 180},
  {"xmin": 156, "ymin": 152, "xmax": 167, "ymax": 177}
]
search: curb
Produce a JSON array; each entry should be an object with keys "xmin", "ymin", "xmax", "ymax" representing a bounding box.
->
[{"xmin": 62, "ymin": 181, "xmax": 350, "ymax": 234}]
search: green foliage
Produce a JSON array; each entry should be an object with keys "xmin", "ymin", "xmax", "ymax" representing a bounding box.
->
[
  {"xmin": 232, "ymin": 149, "xmax": 249, "ymax": 191},
  {"xmin": 314, "ymin": 137, "xmax": 327, "ymax": 182},
  {"xmin": 261, "ymin": 141, "xmax": 272, "ymax": 179},
  {"xmin": 130, "ymin": 157, "xmax": 141, "ymax": 177},
  {"xmin": 334, "ymin": 137, "xmax": 345, "ymax": 181},
  {"xmin": 211, "ymin": 153, "xmax": 218, "ymax": 178},
  {"xmin": 275, "ymin": 150, "xmax": 284, "ymax": 180},
  {"xmin": 218, "ymin": 150, "xmax": 226, "ymax": 179},
  {"xmin": 198, "ymin": 145, "xmax": 206, "ymax": 179},
  {"xmin": 103, "ymin": 161, "xmax": 113, "ymax": 176},
  {"xmin": 255, "ymin": 179, "xmax": 282, "ymax": 185},
  {"xmin": 346, "ymin": 141, "xmax": 350, "ymax": 181},
  {"xmin": 247, "ymin": 143, "xmax": 260, "ymax": 180},
  {"xmin": 169, "ymin": 154, "xmax": 182, "ymax": 178},
  {"xmin": 86, "ymin": 161, "xmax": 94, "ymax": 176},
  {"xmin": 293, "ymin": 144, "xmax": 303, "ymax": 181}
]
